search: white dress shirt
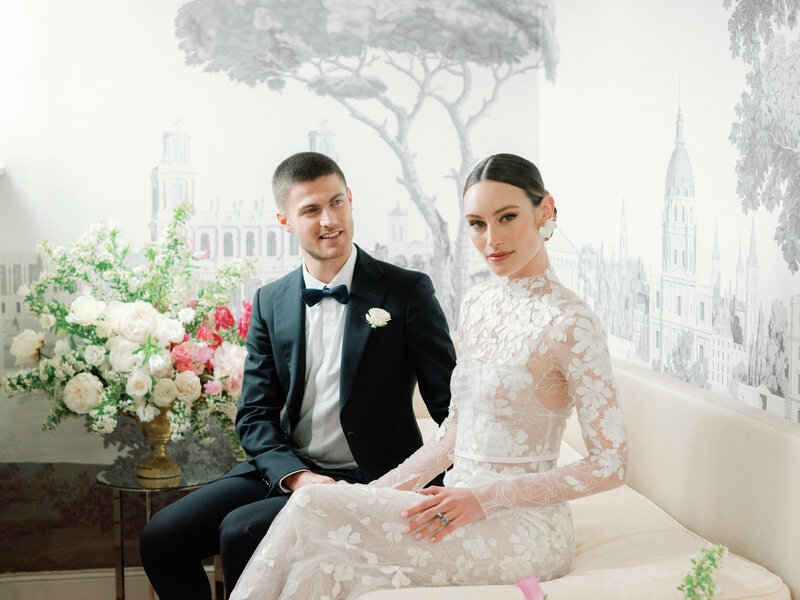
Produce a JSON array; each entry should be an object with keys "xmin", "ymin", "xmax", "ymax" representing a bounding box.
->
[{"xmin": 281, "ymin": 246, "xmax": 358, "ymax": 488}]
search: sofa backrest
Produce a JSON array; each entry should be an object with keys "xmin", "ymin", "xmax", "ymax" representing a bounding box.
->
[{"xmin": 563, "ymin": 359, "xmax": 800, "ymax": 598}]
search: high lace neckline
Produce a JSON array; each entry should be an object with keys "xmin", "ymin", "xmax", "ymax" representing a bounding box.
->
[{"xmin": 500, "ymin": 266, "xmax": 557, "ymax": 296}]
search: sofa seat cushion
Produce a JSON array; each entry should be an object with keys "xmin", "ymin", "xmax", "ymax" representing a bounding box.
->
[{"xmin": 357, "ymin": 440, "xmax": 789, "ymax": 599}]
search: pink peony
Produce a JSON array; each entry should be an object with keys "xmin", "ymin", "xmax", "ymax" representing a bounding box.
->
[
  {"xmin": 214, "ymin": 306, "xmax": 235, "ymax": 330},
  {"xmin": 204, "ymin": 380, "xmax": 223, "ymax": 396},
  {"xmin": 193, "ymin": 342, "xmax": 214, "ymax": 363},
  {"xmin": 515, "ymin": 575, "xmax": 546, "ymax": 600},
  {"xmin": 238, "ymin": 301, "xmax": 252, "ymax": 340}
]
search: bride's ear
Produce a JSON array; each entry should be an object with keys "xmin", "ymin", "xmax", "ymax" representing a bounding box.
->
[{"xmin": 540, "ymin": 194, "xmax": 555, "ymax": 225}]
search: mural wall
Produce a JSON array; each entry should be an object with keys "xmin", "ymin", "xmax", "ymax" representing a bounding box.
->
[
  {"xmin": 0, "ymin": 0, "xmax": 548, "ymax": 572},
  {"xmin": 0, "ymin": 0, "xmax": 797, "ymax": 575},
  {"xmin": 538, "ymin": 0, "xmax": 800, "ymax": 423}
]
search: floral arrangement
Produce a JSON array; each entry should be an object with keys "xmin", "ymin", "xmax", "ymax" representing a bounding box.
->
[
  {"xmin": 1, "ymin": 203, "xmax": 254, "ymax": 459},
  {"xmin": 678, "ymin": 543, "xmax": 728, "ymax": 599}
]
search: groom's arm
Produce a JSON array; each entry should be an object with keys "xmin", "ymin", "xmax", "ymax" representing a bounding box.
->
[
  {"xmin": 235, "ymin": 286, "xmax": 308, "ymax": 494},
  {"xmin": 405, "ymin": 272, "xmax": 457, "ymax": 424}
]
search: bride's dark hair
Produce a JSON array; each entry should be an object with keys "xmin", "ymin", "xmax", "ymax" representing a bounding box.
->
[{"xmin": 463, "ymin": 153, "xmax": 557, "ymax": 222}]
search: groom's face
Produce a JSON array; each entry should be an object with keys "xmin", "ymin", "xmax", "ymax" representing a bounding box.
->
[{"xmin": 277, "ymin": 173, "xmax": 354, "ymax": 265}]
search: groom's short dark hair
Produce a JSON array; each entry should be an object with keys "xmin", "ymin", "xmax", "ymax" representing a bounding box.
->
[{"xmin": 272, "ymin": 152, "xmax": 347, "ymax": 211}]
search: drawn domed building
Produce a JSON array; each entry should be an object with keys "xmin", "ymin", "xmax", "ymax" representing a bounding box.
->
[{"xmin": 649, "ymin": 108, "xmax": 714, "ymax": 375}]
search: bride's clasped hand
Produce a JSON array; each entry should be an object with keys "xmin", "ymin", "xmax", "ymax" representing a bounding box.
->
[{"xmin": 401, "ymin": 486, "xmax": 486, "ymax": 543}]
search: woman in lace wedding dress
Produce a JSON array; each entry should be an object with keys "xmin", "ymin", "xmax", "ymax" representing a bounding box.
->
[{"xmin": 231, "ymin": 153, "xmax": 629, "ymax": 600}]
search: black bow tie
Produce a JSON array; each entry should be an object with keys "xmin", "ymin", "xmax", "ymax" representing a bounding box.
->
[{"xmin": 301, "ymin": 284, "xmax": 350, "ymax": 307}]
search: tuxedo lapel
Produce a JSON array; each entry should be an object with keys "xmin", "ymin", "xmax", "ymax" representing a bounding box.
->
[
  {"xmin": 340, "ymin": 247, "xmax": 388, "ymax": 411},
  {"xmin": 273, "ymin": 267, "xmax": 306, "ymax": 425}
]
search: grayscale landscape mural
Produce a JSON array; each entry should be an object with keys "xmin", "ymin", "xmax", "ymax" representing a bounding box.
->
[{"xmin": 0, "ymin": 0, "xmax": 797, "ymax": 574}]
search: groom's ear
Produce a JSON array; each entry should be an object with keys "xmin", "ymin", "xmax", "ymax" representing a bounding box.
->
[{"xmin": 276, "ymin": 211, "xmax": 293, "ymax": 233}]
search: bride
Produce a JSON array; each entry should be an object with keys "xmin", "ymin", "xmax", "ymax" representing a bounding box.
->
[{"xmin": 231, "ymin": 153, "xmax": 629, "ymax": 599}]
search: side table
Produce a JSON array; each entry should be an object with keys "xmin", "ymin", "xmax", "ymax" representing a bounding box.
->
[{"xmin": 96, "ymin": 461, "xmax": 227, "ymax": 600}]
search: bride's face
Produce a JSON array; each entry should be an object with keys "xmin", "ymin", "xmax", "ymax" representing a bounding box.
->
[{"xmin": 463, "ymin": 180, "xmax": 551, "ymax": 279}]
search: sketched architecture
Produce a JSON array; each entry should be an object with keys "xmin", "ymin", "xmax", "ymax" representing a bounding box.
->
[
  {"xmin": 0, "ymin": 254, "xmax": 41, "ymax": 372},
  {"xmin": 149, "ymin": 125, "xmax": 312, "ymax": 308},
  {"xmin": 647, "ymin": 108, "xmax": 762, "ymax": 398}
]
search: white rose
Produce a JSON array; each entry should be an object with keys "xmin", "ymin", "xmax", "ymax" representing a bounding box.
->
[
  {"xmin": 125, "ymin": 369, "xmax": 152, "ymax": 399},
  {"xmin": 136, "ymin": 403, "xmax": 159, "ymax": 423},
  {"xmin": 63, "ymin": 373, "xmax": 104, "ymax": 414},
  {"xmin": 365, "ymin": 307, "xmax": 391, "ymax": 328},
  {"xmin": 178, "ymin": 307, "xmax": 196, "ymax": 324},
  {"xmin": 212, "ymin": 341, "xmax": 247, "ymax": 376},
  {"xmin": 152, "ymin": 378, "xmax": 177, "ymax": 407},
  {"xmin": 66, "ymin": 295, "xmax": 106, "ymax": 326},
  {"xmin": 39, "ymin": 314, "xmax": 56, "ymax": 329},
  {"xmin": 174, "ymin": 370, "xmax": 202, "ymax": 404},
  {"xmin": 10, "ymin": 329, "xmax": 46, "ymax": 365},
  {"xmin": 147, "ymin": 350, "xmax": 173, "ymax": 378},
  {"xmin": 103, "ymin": 301, "xmax": 125, "ymax": 332},
  {"xmin": 128, "ymin": 278, "xmax": 140, "ymax": 293},
  {"xmin": 106, "ymin": 336, "xmax": 142, "ymax": 373},
  {"xmin": 154, "ymin": 315, "xmax": 185, "ymax": 347},
  {"xmin": 115, "ymin": 300, "xmax": 159, "ymax": 343},
  {"xmin": 83, "ymin": 345, "xmax": 106, "ymax": 366},
  {"xmin": 17, "ymin": 284, "xmax": 30, "ymax": 296}
]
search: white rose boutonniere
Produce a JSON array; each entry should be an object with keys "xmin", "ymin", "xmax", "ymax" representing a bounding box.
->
[{"xmin": 364, "ymin": 307, "xmax": 391, "ymax": 328}]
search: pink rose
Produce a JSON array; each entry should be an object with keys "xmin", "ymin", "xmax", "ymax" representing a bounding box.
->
[
  {"xmin": 204, "ymin": 380, "xmax": 223, "ymax": 396},
  {"xmin": 170, "ymin": 343, "xmax": 192, "ymax": 364},
  {"xmin": 197, "ymin": 326, "xmax": 223, "ymax": 348},
  {"xmin": 214, "ymin": 306, "xmax": 235, "ymax": 330},
  {"xmin": 175, "ymin": 360, "xmax": 194, "ymax": 373},
  {"xmin": 188, "ymin": 300, "xmax": 197, "ymax": 309},
  {"xmin": 238, "ymin": 301, "xmax": 252, "ymax": 340},
  {"xmin": 193, "ymin": 342, "xmax": 214, "ymax": 363},
  {"xmin": 193, "ymin": 249, "xmax": 211, "ymax": 260},
  {"xmin": 225, "ymin": 370, "xmax": 244, "ymax": 398}
]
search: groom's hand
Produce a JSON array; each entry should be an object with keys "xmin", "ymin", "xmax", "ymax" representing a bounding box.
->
[
  {"xmin": 401, "ymin": 486, "xmax": 486, "ymax": 543},
  {"xmin": 283, "ymin": 470, "xmax": 336, "ymax": 492}
]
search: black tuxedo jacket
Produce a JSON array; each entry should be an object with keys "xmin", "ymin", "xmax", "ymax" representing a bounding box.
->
[{"xmin": 227, "ymin": 246, "xmax": 456, "ymax": 494}]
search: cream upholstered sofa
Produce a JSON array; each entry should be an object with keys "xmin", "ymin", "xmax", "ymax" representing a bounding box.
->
[{"xmin": 359, "ymin": 359, "xmax": 797, "ymax": 599}]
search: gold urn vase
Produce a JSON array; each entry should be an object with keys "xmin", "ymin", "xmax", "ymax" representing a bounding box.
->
[{"xmin": 137, "ymin": 406, "xmax": 182, "ymax": 487}]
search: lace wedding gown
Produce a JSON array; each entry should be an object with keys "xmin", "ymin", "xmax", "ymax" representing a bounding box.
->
[{"xmin": 231, "ymin": 269, "xmax": 628, "ymax": 600}]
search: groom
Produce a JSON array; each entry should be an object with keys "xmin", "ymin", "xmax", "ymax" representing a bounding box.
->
[{"xmin": 140, "ymin": 152, "xmax": 456, "ymax": 599}]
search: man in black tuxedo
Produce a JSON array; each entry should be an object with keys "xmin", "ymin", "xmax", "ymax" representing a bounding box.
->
[{"xmin": 140, "ymin": 152, "xmax": 456, "ymax": 599}]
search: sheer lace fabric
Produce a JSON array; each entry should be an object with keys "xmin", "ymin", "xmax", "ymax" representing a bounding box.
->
[{"xmin": 231, "ymin": 269, "xmax": 628, "ymax": 600}]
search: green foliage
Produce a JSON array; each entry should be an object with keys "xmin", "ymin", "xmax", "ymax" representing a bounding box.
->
[{"xmin": 678, "ymin": 544, "xmax": 727, "ymax": 600}]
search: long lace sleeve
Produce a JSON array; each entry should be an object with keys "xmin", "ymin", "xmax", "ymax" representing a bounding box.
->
[
  {"xmin": 370, "ymin": 404, "xmax": 458, "ymax": 491},
  {"xmin": 471, "ymin": 307, "xmax": 628, "ymax": 514}
]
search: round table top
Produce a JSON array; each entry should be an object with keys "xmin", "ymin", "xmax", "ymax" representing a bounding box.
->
[{"xmin": 96, "ymin": 461, "xmax": 228, "ymax": 492}]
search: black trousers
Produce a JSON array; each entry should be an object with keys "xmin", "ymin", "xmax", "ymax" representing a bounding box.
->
[{"xmin": 139, "ymin": 465, "xmax": 365, "ymax": 600}]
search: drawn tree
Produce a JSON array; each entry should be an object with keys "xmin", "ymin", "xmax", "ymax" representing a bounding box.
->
[
  {"xmin": 665, "ymin": 329, "xmax": 709, "ymax": 389},
  {"xmin": 175, "ymin": 0, "xmax": 559, "ymax": 321},
  {"xmin": 763, "ymin": 299, "xmax": 789, "ymax": 397},
  {"xmin": 725, "ymin": 0, "xmax": 800, "ymax": 272}
]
